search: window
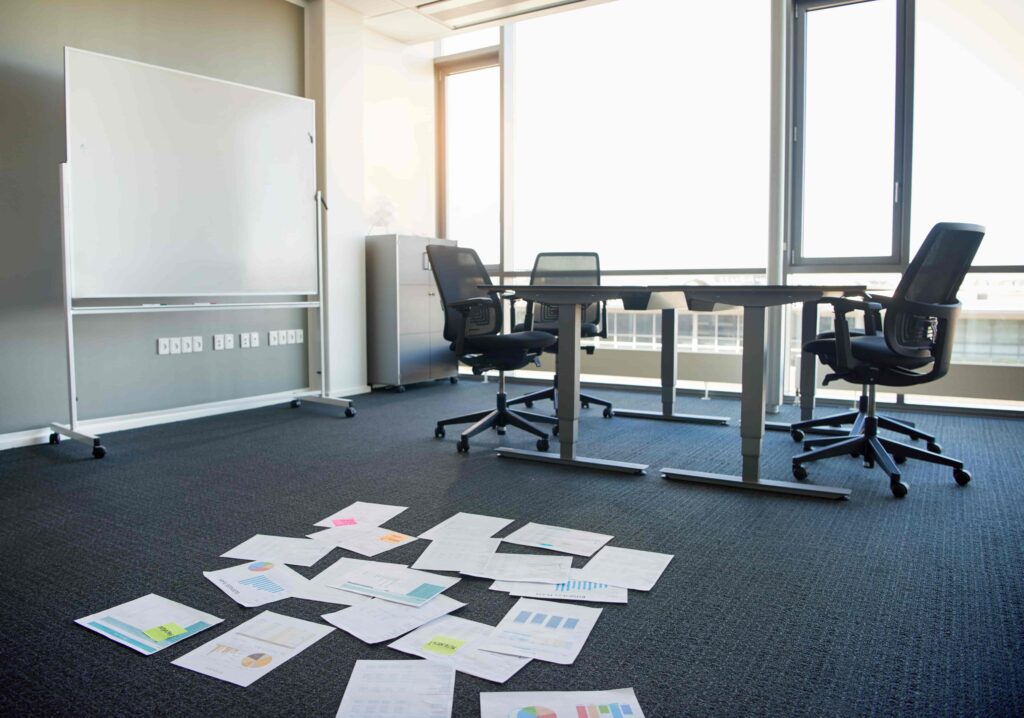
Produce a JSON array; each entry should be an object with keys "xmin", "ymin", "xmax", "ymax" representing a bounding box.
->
[{"xmin": 509, "ymin": 0, "xmax": 770, "ymax": 271}]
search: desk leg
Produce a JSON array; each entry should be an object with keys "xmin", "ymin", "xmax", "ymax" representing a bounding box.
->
[
  {"xmin": 613, "ymin": 308, "xmax": 730, "ymax": 426},
  {"xmin": 497, "ymin": 302, "xmax": 646, "ymax": 474},
  {"xmin": 662, "ymin": 305, "xmax": 850, "ymax": 499}
]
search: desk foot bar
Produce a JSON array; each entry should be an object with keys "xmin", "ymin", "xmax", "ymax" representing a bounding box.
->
[
  {"xmin": 614, "ymin": 409, "xmax": 729, "ymax": 426},
  {"xmin": 496, "ymin": 447, "xmax": 647, "ymax": 475},
  {"xmin": 302, "ymin": 395, "xmax": 353, "ymax": 408},
  {"xmin": 660, "ymin": 467, "xmax": 851, "ymax": 499},
  {"xmin": 765, "ymin": 421, "xmax": 848, "ymax": 437}
]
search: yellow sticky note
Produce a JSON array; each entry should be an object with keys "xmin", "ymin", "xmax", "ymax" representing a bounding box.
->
[
  {"xmin": 380, "ymin": 533, "xmax": 407, "ymax": 544},
  {"xmin": 143, "ymin": 623, "xmax": 187, "ymax": 642},
  {"xmin": 422, "ymin": 635, "xmax": 465, "ymax": 656}
]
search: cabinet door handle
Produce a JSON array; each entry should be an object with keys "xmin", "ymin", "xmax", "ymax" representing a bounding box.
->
[{"xmin": 422, "ymin": 252, "xmax": 431, "ymax": 271}]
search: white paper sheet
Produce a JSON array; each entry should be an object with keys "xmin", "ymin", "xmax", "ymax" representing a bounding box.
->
[
  {"xmin": 388, "ymin": 615, "xmax": 531, "ymax": 684},
  {"xmin": 327, "ymin": 562, "xmax": 460, "ymax": 607},
  {"xmin": 418, "ymin": 512, "xmax": 514, "ymax": 540},
  {"xmin": 412, "ymin": 537, "xmax": 500, "ymax": 572},
  {"xmin": 203, "ymin": 561, "xmax": 308, "ymax": 607},
  {"xmin": 490, "ymin": 570, "xmax": 627, "ymax": 604},
  {"xmin": 305, "ymin": 557, "xmax": 388, "ymax": 606},
  {"xmin": 576, "ymin": 546, "xmax": 674, "ymax": 591},
  {"xmin": 75, "ymin": 594, "xmax": 222, "ymax": 655},
  {"xmin": 478, "ymin": 598, "xmax": 602, "ymax": 665},
  {"xmin": 221, "ymin": 534, "xmax": 334, "ymax": 567},
  {"xmin": 460, "ymin": 553, "xmax": 572, "ymax": 583},
  {"xmin": 314, "ymin": 501, "xmax": 408, "ymax": 528},
  {"xmin": 321, "ymin": 595, "xmax": 466, "ymax": 644},
  {"xmin": 501, "ymin": 522, "xmax": 613, "ymax": 557},
  {"xmin": 307, "ymin": 524, "xmax": 418, "ymax": 557},
  {"xmin": 480, "ymin": 687, "xmax": 646, "ymax": 718},
  {"xmin": 172, "ymin": 611, "xmax": 333, "ymax": 687},
  {"xmin": 336, "ymin": 660, "xmax": 455, "ymax": 718}
]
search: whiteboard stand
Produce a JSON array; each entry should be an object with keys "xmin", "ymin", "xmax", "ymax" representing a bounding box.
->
[
  {"xmin": 48, "ymin": 174, "xmax": 355, "ymax": 459},
  {"xmin": 49, "ymin": 163, "xmax": 107, "ymax": 459}
]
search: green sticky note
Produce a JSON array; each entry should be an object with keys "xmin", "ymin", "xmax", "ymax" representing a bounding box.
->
[
  {"xmin": 422, "ymin": 635, "xmax": 465, "ymax": 656},
  {"xmin": 143, "ymin": 623, "xmax": 187, "ymax": 642}
]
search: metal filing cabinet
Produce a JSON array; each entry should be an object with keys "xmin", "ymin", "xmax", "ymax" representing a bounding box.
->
[{"xmin": 365, "ymin": 235, "xmax": 458, "ymax": 390}]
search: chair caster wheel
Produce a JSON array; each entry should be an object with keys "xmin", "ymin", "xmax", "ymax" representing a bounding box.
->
[
  {"xmin": 536, "ymin": 438, "xmax": 549, "ymax": 452},
  {"xmin": 895, "ymin": 454, "xmax": 907, "ymax": 464},
  {"xmin": 524, "ymin": 400, "xmax": 533, "ymax": 408},
  {"xmin": 49, "ymin": 432, "xmax": 61, "ymax": 445},
  {"xmin": 927, "ymin": 442, "xmax": 942, "ymax": 454},
  {"xmin": 456, "ymin": 438, "xmax": 469, "ymax": 453},
  {"xmin": 434, "ymin": 426, "xmax": 445, "ymax": 439},
  {"xmin": 345, "ymin": 407, "xmax": 356, "ymax": 418},
  {"xmin": 450, "ymin": 376, "xmax": 459, "ymax": 384},
  {"xmin": 92, "ymin": 445, "xmax": 107, "ymax": 459},
  {"xmin": 552, "ymin": 424, "xmax": 559, "ymax": 436},
  {"xmin": 290, "ymin": 399, "xmax": 301, "ymax": 408},
  {"xmin": 581, "ymin": 401, "xmax": 590, "ymax": 409},
  {"xmin": 496, "ymin": 427, "xmax": 506, "ymax": 435},
  {"xmin": 792, "ymin": 464, "xmax": 807, "ymax": 481},
  {"xmin": 890, "ymin": 480, "xmax": 908, "ymax": 498},
  {"xmin": 953, "ymin": 468, "xmax": 972, "ymax": 486},
  {"xmin": 603, "ymin": 407, "xmax": 613, "ymax": 418},
  {"xmin": 790, "ymin": 429, "xmax": 805, "ymax": 442}
]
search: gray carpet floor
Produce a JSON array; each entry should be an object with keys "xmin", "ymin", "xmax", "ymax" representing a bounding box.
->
[{"xmin": 1, "ymin": 378, "xmax": 1022, "ymax": 717}]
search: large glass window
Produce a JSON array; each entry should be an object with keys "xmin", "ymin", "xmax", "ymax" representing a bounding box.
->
[
  {"xmin": 910, "ymin": 0, "xmax": 1024, "ymax": 266},
  {"xmin": 509, "ymin": 0, "xmax": 770, "ymax": 271}
]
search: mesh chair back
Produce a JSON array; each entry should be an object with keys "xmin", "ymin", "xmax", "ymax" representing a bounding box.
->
[
  {"xmin": 426, "ymin": 245, "xmax": 502, "ymax": 343},
  {"xmin": 529, "ymin": 252, "xmax": 601, "ymax": 329},
  {"xmin": 886, "ymin": 222, "xmax": 984, "ymax": 356}
]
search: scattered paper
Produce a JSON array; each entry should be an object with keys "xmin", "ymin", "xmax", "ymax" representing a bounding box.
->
[
  {"xmin": 388, "ymin": 615, "xmax": 531, "ymax": 684},
  {"xmin": 321, "ymin": 595, "xmax": 465, "ymax": 644},
  {"xmin": 480, "ymin": 687, "xmax": 646, "ymax": 718},
  {"xmin": 221, "ymin": 534, "xmax": 334, "ymax": 567},
  {"xmin": 314, "ymin": 501, "xmax": 407, "ymax": 529},
  {"xmin": 461, "ymin": 553, "xmax": 572, "ymax": 584},
  {"xmin": 491, "ymin": 570, "xmax": 627, "ymax": 604},
  {"xmin": 418, "ymin": 512, "xmax": 514, "ymax": 540},
  {"xmin": 478, "ymin": 598, "xmax": 602, "ymax": 665},
  {"xmin": 576, "ymin": 546, "xmax": 673, "ymax": 591},
  {"xmin": 203, "ymin": 562, "xmax": 307, "ymax": 607},
  {"xmin": 336, "ymin": 660, "xmax": 455, "ymax": 718},
  {"xmin": 303, "ymin": 557, "xmax": 388, "ymax": 606},
  {"xmin": 76, "ymin": 594, "xmax": 222, "ymax": 655},
  {"xmin": 327, "ymin": 561, "xmax": 460, "ymax": 607},
  {"xmin": 172, "ymin": 610, "xmax": 333, "ymax": 687},
  {"xmin": 412, "ymin": 536, "xmax": 500, "ymax": 572},
  {"xmin": 308, "ymin": 525, "xmax": 418, "ymax": 557},
  {"xmin": 501, "ymin": 522, "xmax": 613, "ymax": 557}
]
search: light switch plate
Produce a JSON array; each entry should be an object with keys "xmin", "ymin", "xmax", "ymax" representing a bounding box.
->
[
  {"xmin": 269, "ymin": 331, "xmax": 279, "ymax": 347},
  {"xmin": 286, "ymin": 329, "xmax": 296, "ymax": 344},
  {"xmin": 181, "ymin": 336, "xmax": 193, "ymax": 353},
  {"xmin": 170, "ymin": 337, "xmax": 182, "ymax": 354},
  {"xmin": 224, "ymin": 334, "xmax": 235, "ymax": 350},
  {"xmin": 296, "ymin": 329, "xmax": 304, "ymax": 344},
  {"xmin": 193, "ymin": 336, "xmax": 203, "ymax": 352},
  {"xmin": 214, "ymin": 334, "xmax": 225, "ymax": 351},
  {"xmin": 249, "ymin": 331, "xmax": 260, "ymax": 348},
  {"xmin": 157, "ymin": 338, "xmax": 170, "ymax": 355},
  {"xmin": 240, "ymin": 332, "xmax": 251, "ymax": 349}
]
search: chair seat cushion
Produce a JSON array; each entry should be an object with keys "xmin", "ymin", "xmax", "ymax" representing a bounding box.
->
[
  {"xmin": 805, "ymin": 334, "xmax": 932, "ymax": 370},
  {"xmin": 513, "ymin": 322, "xmax": 600, "ymax": 337},
  {"xmin": 461, "ymin": 330, "xmax": 556, "ymax": 354}
]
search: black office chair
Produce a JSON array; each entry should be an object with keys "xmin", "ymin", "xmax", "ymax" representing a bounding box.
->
[
  {"xmin": 506, "ymin": 252, "xmax": 614, "ymax": 418},
  {"xmin": 792, "ymin": 222, "xmax": 985, "ymax": 498},
  {"xmin": 427, "ymin": 245, "xmax": 558, "ymax": 454}
]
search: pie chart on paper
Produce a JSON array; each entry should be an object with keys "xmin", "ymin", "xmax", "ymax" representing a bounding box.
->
[
  {"xmin": 512, "ymin": 708, "xmax": 557, "ymax": 718},
  {"xmin": 248, "ymin": 562, "xmax": 274, "ymax": 572}
]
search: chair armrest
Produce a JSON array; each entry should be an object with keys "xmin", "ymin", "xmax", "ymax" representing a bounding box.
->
[
  {"xmin": 447, "ymin": 298, "xmax": 497, "ymax": 355},
  {"xmin": 819, "ymin": 297, "xmax": 884, "ymax": 373}
]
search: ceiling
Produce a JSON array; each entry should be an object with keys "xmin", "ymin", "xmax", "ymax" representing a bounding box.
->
[{"xmin": 330, "ymin": 0, "xmax": 612, "ymax": 44}]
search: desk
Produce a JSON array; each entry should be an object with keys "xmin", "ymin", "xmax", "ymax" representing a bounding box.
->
[{"xmin": 488, "ymin": 284, "xmax": 862, "ymax": 499}]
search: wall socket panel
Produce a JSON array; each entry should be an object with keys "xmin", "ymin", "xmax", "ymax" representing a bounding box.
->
[
  {"xmin": 224, "ymin": 334, "xmax": 235, "ymax": 350},
  {"xmin": 193, "ymin": 336, "xmax": 203, "ymax": 352},
  {"xmin": 269, "ymin": 329, "xmax": 303, "ymax": 346},
  {"xmin": 169, "ymin": 337, "xmax": 182, "ymax": 354},
  {"xmin": 181, "ymin": 336, "xmax": 193, "ymax": 353},
  {"xmin": 268, "ymin": 330, "xmax": 279, "ymax": 346},
  {"xmin": 249, "ymin": 331, "xmax": 260, "ymax": 348},
  {"xmin": 240, "ymin": 332, "xmax": 251, "ymax": 349},
  {"xmin": 158, "ymin": 336, "xmax": 204, "ymax": 355},
  {"xmin": 213, "ymin": 334, "xmax": 225, "ymax": 351}
]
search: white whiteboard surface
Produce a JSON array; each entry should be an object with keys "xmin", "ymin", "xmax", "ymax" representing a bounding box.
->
[{"xmin": 65, "ymin": 48, "xmax": 318, "ymax": 298}]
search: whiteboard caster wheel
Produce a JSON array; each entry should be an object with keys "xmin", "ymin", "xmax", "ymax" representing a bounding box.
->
[
  {"xmin": 290, "ymin": 399, "xmax": 301, "ymax": 408},
  {"xmin": 345, "ymin": 407, "xmax": 356, "ymax": 418},
  {"xmin": 49, "ymin": 432, "xmax": 61, "ymax": 445},
  {"xmin": 456, "ymin": 438, "xmax": 469, "ymax": 453},
  {"xmin": 92, "ymin": 445, "xmax": 107, "ymax": 459},
  {"xmin": 434, "ymin": 426, "xmax": 445, "ymax": 439},
  {"xmin": 953, "ymin": 468, "xmax": 971, "ymax": 486},
  {"xmin": 536, "ymin": 438, "xmax": 549, "ymax": 452}
]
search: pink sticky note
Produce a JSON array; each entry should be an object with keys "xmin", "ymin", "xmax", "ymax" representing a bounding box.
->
[{"xmin": 332, "ymin": 518, "xmax": 357, "ymax": 527}]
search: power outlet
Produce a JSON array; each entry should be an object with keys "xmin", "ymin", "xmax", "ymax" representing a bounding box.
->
[
  {"xmin": 224, "ymin": 333, "xmax": 235, "ymax": 350},
  {"xmin": 286, "ymin": 329, "xmax": 296, "ymax": 344},
  {"xmin": 170, "ymin": 337, "xmax": 182, "ymax": 354},
  {"xmin": 193, "ymin": 336, "xmax": 203, "ymax": 352},
  {"xmin": 269, "ymin": 331, "xmax": 279, "ymax": 347},
  {"xmin": 296, "ymin": 329, "xmax": 304, "ymax": 344},
  {"xmin": 249, "ymin": 331, "xmax": 260, "ymax": 348},
  {"xmin": 181, "ymin": 336, "xmax": 193, "ymax": 353},
  {"xmin": 240, "ymin": 332, "xmax": 251, "ymax": 349},
  {"xmin": 214, "ymin": 334, "xmax": 225, "ymax": 351},
  {"xmin": 157, "ymin": 338, "xmax": 170, "ymax": 355}
]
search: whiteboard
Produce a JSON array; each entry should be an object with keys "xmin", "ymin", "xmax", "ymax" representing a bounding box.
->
[{"xmin": 65, "ymin": 48, "xmax": 318, "ymax": 298}]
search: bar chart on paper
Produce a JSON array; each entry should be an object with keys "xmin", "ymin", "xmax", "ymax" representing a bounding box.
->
[
  {"xmin": 513, "ymin": 610, "xmax": 579, "ymax": 630},
  {"xmin": 239, "ymin": 574, "xmax": 286, "ymax": 594},
  {"xmin": 513, "ymin": 708, "xmax": 557, "ymax": 718},
  {"xmin": 575, "ymin": 704, "xmax": 636, "ymax": 718}
]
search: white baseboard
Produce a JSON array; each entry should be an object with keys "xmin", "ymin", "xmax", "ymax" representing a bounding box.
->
[{"xmin": 0, "ymin": 384, "xmax": 370, "ymax": 453}]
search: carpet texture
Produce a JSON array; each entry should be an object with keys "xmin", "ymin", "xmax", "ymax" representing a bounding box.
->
[{"xmin": 0, "ymin": 379, "xmax": 1022, "ymax": 717}]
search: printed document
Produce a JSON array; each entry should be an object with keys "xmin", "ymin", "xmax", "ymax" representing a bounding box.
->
[
  {"xmin": 336, "ymin": 660, "xmax": 455, "ymax": 718},
  {"xmin": 327, "ymin": 561, "xmax": 460, "ymax": 607},
  {"xmin": 412, "ymin": 536, "xmax": 500, "ymax": 572},
  {"xmin": 172, "ymin": 610, "xmax": 333, "ymax": 687},
  {"xmin": 203, "ymin": 561, "xmax": 308, "ymax": 607},
  {"xmin": 501, "ymin": 522, "xmax": 612, "ymax": 557},
  {"xmin": 307, "ymin": 524, "xmax": 418, "ymax": 557},
  {"xmin": 221, "ymin": 534, "xmax": 334, "ymax": 567},
  {"xmin": 461, "ymin": 553, "xmax": 572, "ymax": 583},
  {"xmin": 576, "ymin": 546, "xmax": 673, "ymax": 591},
  {"xmin": 76, "ymin": 594, "xmax": 222, "ymax": 655},
  {"xmin": 490, "ymin": 570, "xmax": 627, "ymax": 604},
  {"xmin": 314, "ymin": 501, "xmax": 407, "ymax": 528},
  {"xmin": 480, "ymin": 687, "xmax": 646, "ymax": 718},
  {"xmin": 478, "ymin": 598, "xmax": 602, "ymax": 665},
  {"xmin": 418, "ymin": 512, "xmax": 513, "ymax": 540},
  {"xmin": 321, "ymin": 595, "xmax": 465, "ymax": 644}
]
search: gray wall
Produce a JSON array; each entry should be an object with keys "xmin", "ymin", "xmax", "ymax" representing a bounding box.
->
[{"xmin": 0, "ymin": 0, "xmax": 308, "ymax": 433}]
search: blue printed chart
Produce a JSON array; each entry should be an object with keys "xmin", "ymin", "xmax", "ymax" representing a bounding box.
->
[
  {"xmin": 75, "ymin": 593, "xmax": 222, "ymax": 655},
  {"xmin": 480, "ymin": 688, "xmax": 646, "ymax": 718},
  {"xmin": 479, "ymin": 598, "xmax": 603, "ymax": 665},
  {"xmin": 496, "ymin": 572, "xmax": 628, "ymax": 604}
]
